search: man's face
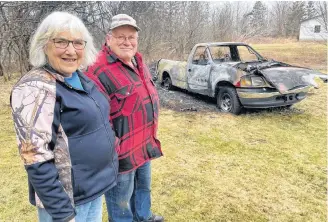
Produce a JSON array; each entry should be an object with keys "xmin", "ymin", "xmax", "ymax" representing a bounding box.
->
[{"xmin": 106, "ymin": 25, "xmax": 138, "ymax": 63}]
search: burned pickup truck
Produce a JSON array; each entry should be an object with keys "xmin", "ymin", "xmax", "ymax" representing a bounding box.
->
[{"xmin": 156, "ymin": 42, "xmax": 326, "ymax": 114}]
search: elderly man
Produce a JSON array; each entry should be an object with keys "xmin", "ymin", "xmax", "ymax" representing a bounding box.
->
[{"xmin": 85, "ymin": 14, "xmax": 163, "ymax": 222}]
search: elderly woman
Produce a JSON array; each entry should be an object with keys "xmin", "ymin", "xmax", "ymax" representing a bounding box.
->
[{"xmin": 10, "ymin": 11, "xmax": 118, "ymax": 222}]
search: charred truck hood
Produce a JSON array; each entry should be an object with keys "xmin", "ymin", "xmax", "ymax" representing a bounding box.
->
[{"xmin": 235, "ymin": 61, "xmax": 325, "ymax": 94}]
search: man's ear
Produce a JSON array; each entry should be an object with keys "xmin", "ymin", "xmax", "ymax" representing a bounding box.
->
[{"xmin": 105, "ymin": 34, "xmax": 111, "ymax": 45}]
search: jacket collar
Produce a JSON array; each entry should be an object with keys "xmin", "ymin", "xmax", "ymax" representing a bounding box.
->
[
  {"xmin": 43, "ymin": 64, "xmax": 66, "ymax": 83},
  {"xmin": 43, "ymin": 64, "xmax": 94, "ymax": 92},
  {"xmin": 102, "ymin": 44, "xmax": 118, "ymax": 64}
]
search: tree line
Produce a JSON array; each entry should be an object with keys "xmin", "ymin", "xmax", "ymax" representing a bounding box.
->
[{"xmin": 0, "ymin": 1, "xmax": 326, "ymax": 79}]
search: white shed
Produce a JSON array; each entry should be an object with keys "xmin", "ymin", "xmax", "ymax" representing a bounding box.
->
[{"xmin": 299, "ymin": 16, "xmax": 328, "ymax": 41}]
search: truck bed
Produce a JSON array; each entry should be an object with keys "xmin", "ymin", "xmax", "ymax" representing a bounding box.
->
[{"xmin": 157, "ymin": 59, "xmax": 188, "ymax": 90}]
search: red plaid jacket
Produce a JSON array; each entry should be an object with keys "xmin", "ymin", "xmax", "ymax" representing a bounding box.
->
[{"xmin": 85, "ymin": 45, "xmax": 162, "ymax": 173}]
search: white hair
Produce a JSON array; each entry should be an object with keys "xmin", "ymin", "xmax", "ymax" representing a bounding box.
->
[{"xmin": 29, "ymin": 11, "xmax": 97, "ymax": 68}]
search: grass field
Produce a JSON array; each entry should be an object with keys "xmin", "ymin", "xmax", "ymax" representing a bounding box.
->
[
  {"xmin": 251, "ymin": 42, "xmax": 327, "ymax": 71},
  {"xmin": 0, "ymin": 42, "xmax": 327, "ymax": 221}
]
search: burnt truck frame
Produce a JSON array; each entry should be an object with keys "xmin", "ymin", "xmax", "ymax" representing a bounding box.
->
[{"xmin": 156, "ymin": 42, "xmax": 326, "ymax": 114}]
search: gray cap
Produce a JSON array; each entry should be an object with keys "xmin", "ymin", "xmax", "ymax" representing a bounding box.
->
[{"xmin": 110, "ymin": 14, "xmax": 140, "ymax": 31}]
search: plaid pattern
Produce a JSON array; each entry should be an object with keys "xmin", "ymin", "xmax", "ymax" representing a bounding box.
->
[{"xmin": 85, "ymin": 45, "xmax": 162, "ymax": 173}]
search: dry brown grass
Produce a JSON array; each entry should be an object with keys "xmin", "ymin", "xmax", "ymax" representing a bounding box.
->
[
  {"xmin": 0, "ymin": 42, "xmax": 327, "ymax": 221},
  {"xmin": 245, "ymin": 37, "xmax": 300, "ymax": 44},
  {"xmin": 251, "ymin": 42, "xmax": 327, "ymax": 71},
  {"xmin": 152, "ymin": 81, "xmax": 327, "ymax": 222}
]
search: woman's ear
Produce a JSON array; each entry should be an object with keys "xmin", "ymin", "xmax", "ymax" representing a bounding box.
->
[
  {"xmin": 43, "ymin": 44, "xmax": 49, "ymax": 63},
  {"xmin": 43, "ymin": 43, "xmax": 49, "ymax": 56}
]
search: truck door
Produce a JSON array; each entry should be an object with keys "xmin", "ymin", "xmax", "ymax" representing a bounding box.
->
[{"xmin": 187, "ymin": 46, "xmax": 211, "ymax": 95}]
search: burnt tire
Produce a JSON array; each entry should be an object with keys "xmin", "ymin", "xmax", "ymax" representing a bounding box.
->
[
  {"xmin": 217, "ymin": 87, "xmax": 242, "ymax": 115},
  {"xmin": 163, "ymin": 76, "xmax": 173, "ymax": 90}
]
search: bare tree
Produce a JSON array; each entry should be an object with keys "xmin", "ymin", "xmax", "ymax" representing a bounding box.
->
[
  {"xmin": 211, "ymin": 2, "xmax": 234, "ymax": 42},
  {"xmin": 269, "ymin": 1, "xmax": 292, "ymax": 37},
  {"xmin": 0, "ymin": 1, "xmax": 325, "ymax": 79},
  {"xmin": 316, "ymin": 1, "xmax": 327, "ymax": 31}
]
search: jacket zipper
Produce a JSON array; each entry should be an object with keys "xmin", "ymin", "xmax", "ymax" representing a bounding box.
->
[
  {"xmin": 64, "ymin": 81, "xmax": 118, "ymax": 181},
  {"xmin": 87, "ymin": 91, "xmax": 118, "ymax": 180}
]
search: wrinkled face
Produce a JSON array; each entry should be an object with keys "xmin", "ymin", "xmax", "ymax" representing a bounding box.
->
[
  {"xmin": 45, "ymin": 31, "xmax": 85, "ymax": 77},
  {"xmin": 106, "ymin": 25, "xmax": 138, "ymax": 64}
]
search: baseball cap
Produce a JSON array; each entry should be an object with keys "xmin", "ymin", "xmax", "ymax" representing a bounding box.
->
[{"xmin": 109, "ymin": 14, "xmax": 141, "ymax": 31}]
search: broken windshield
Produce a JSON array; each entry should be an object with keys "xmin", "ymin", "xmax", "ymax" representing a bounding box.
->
[{"xmin": 237, "ymin": 45, "xmax": 263, "ymax": 62}]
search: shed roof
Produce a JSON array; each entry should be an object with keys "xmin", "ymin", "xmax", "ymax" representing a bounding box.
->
[{"xmin": 301, "ymin": 15, "xmax": 322, "ymax": 23}]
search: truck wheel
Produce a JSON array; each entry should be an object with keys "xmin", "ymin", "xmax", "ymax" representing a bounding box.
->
[
  {"xmin": 163, "ymin": 76, "xmax": 173, "ymax": 90},
  {"xmin": 217, "ymin": 87, "xmax": 242, "ymax": 115}
]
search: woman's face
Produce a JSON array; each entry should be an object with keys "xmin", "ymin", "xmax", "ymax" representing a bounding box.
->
[{"xmin": 45, "ymin": 31, "xmax": 85, "ymax": 77}]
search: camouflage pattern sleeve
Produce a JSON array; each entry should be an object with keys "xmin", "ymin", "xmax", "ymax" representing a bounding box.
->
[
  {"xmin": 10, "ymin": 72, "xmax": 75, "ymax": 221},
  {"xmin": 11, "ymin": 77, "xmax": 56, "ymax": 165},
  {"xmin": 11, "ymin": 78, "xmax": 56, "ymax": 164}
]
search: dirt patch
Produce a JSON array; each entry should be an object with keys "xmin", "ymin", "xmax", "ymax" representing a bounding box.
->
[{"xmin": 155, "ymin": 83, "xmax": 218, "ymax": 112}]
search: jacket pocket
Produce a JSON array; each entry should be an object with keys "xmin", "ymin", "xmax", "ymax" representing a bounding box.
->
[
  {"xmin": 68, "ymin": 124, "xmax": 116, "ymax": 200},
  {"xmin": 114, "ymin": 86, "xmax": 138, "ymax": 116},
  {"xmin": 70, "ymin": 164, "xmax": 91, "ymax": 199}
]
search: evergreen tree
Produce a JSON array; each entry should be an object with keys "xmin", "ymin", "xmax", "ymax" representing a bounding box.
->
[
  {"xmin": 249, "ymin": 1, "xmax": 267, "ymax": 32},
  {"xmin": 286, "ymin": 1, "xmax": 306, "ymax": 37}
]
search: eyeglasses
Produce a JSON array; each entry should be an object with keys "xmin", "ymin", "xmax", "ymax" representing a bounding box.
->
[
  {"xmin": 52, "ymin": 38, "xmax": 87, "ymax": 50},
  {"xmin": 111, "ymin": 35, "xmax": 138, "ymax": 44}
]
